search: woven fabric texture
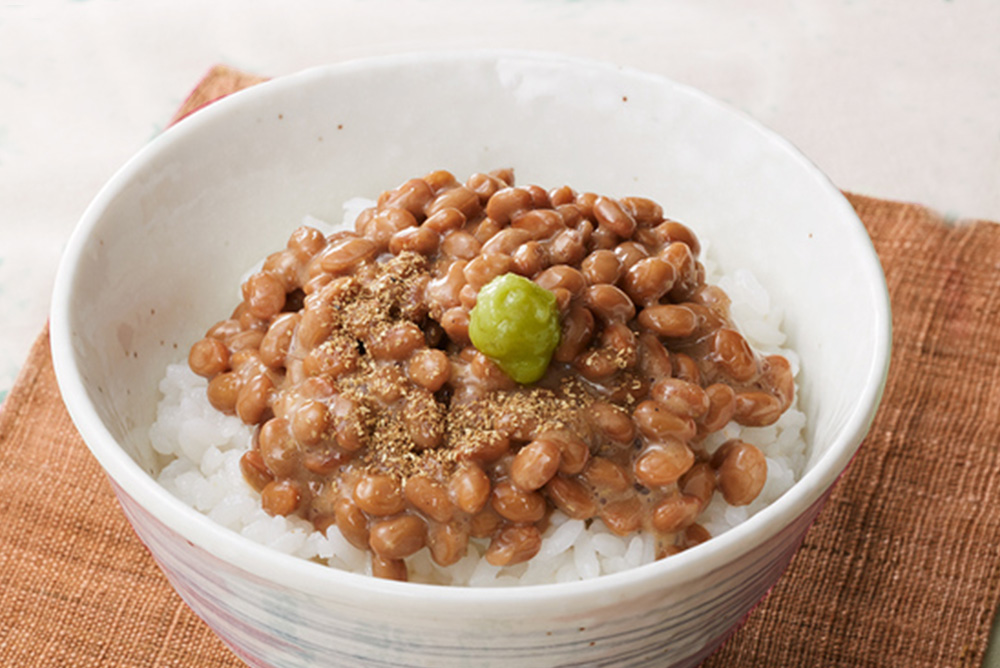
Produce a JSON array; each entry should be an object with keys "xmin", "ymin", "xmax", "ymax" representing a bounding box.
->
[{"xmin": 2, "ymin": 65, "xmax": 998, "ymax": 667}]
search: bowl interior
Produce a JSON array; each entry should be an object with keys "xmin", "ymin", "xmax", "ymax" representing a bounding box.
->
[{"xmin": 52, "ymin": 51, "xmax": 889, "ymax": 578}]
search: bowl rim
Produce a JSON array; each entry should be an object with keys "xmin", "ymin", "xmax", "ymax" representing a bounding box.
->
[{"xmin": 49, "ymin": 47, "xmax": 892, "ymax": 613}]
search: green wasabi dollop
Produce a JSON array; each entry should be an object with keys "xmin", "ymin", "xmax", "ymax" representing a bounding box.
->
[{"xmin": 468, "ymin": 273, "xmax": 561, "ymax": 384}]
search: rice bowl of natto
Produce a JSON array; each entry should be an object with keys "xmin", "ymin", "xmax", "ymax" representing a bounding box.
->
[{"xmin": 50, "ymin": 50, "xmax": 891, "ymax": 668}]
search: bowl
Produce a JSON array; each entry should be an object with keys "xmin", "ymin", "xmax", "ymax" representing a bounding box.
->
[{"xmin": 50, "ymin": 50, "xmax": 891, "ymax": 668}]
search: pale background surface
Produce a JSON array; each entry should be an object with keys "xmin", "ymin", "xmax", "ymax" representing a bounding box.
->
[{"xmin": 2, "ymin": 0, "xmax": 999, "ymax": 661}]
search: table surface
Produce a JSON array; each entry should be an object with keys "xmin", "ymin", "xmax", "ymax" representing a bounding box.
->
[{"xmin": 3, "ymin": 0, "xmax": 999, "ymax": 664}]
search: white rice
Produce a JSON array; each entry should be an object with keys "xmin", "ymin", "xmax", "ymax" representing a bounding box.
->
[{"xmin": 151, "ymin": 206, "xmax": 808, "ymax": 586}]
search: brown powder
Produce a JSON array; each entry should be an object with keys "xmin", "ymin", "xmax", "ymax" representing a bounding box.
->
[{"xmin": 312, "ymin": 250, "xmax": 609, "ymax": 481}]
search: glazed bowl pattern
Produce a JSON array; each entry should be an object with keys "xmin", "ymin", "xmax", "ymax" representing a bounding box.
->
[
  {"xmin": 51, "ymin": 51, "xmax": 891, "ymax": 667},
  {"xmin": 114, "ymin": 477, "xmax": 829, "ymax": 667}
]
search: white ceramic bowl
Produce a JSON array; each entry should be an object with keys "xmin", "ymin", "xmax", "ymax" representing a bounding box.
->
[{"xmin": 50, "ymin": 50, "xmax": 891, "ymax": 668}]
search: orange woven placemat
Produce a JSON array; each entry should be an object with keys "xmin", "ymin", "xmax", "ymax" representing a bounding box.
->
[{"xmin": 2, "ymin": 66, "xmax": 999, "ymax": 667}]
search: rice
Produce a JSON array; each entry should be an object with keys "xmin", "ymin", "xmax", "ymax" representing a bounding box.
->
[{"xmin": 151, "ymin": 206, "xmax": 808, "ymax": 587}]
